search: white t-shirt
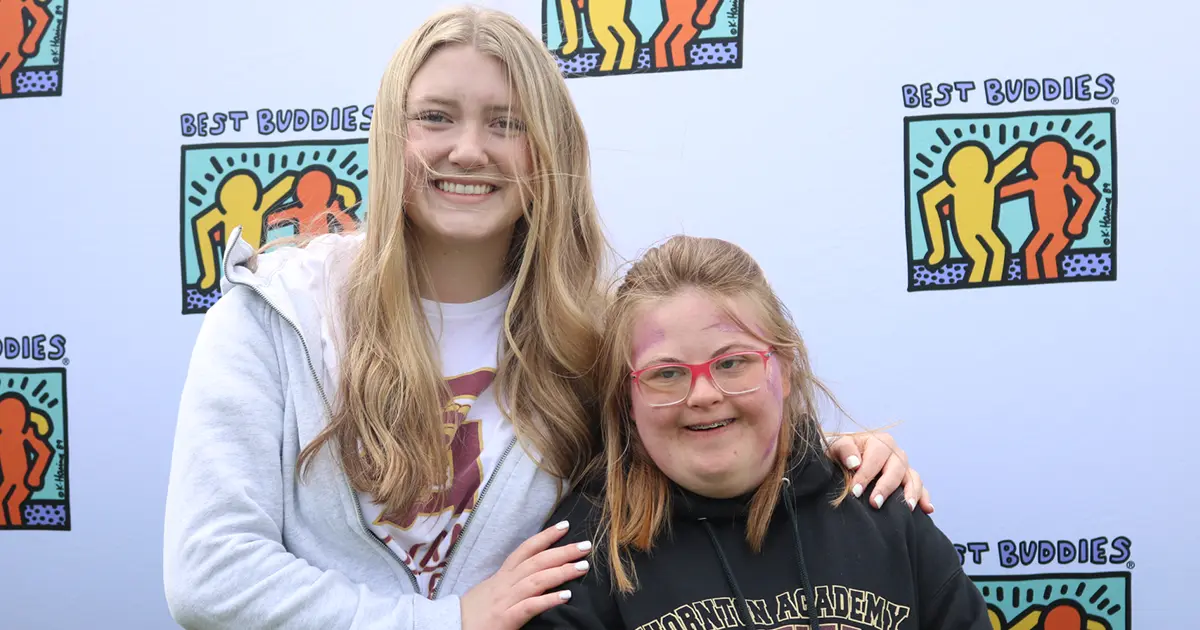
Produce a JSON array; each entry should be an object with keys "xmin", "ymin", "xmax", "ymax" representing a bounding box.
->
[{"xmin": 357, "ymin": 281, "xmax": 517, "ymax": 598}]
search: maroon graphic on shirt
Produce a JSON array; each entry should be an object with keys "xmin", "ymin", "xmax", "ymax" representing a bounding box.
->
[{"xmin": 375, "ymin": 368, "xmax": 494, "ymax": 595}]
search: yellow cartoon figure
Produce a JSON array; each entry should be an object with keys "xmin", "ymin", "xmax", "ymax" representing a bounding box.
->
[
  {"xmin": 918, "ymin": 140, "xmax": 1030, "ymax": 284},
  {"xmin": 193, "ymin": 170, "xmax": 297, "ymax": 290},
  {"xmin": 558, "ymin": 0, "xmax": 639, "ymax": 72}
]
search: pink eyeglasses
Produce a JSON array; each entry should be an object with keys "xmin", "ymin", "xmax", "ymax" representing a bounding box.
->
[{"xmin": 630, "ymin": 348, "xmax": 775, "ymax": 407}]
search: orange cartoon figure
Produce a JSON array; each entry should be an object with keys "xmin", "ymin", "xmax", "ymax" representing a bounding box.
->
[
  {"xmin": 998, "ymin": 135, "xmax": 1100, "ymax": 281},
  {"xmin": 266, "ymin": 165, "xmax": 360, "ymax": 236},
  {"xmin": 0, "ymin": 393, "xmax": 55, "ymax": 527},
  {"xmin": 0, "ymin": 0, "xmax": 53, "ymax": 94},
  {"xmin": 651, "ymin": 0, "xmax": 724, "ymax": 69},
  {"xmin": 918, "ymin": 140, "xmax": 1031, "ymax": 284},
  {"xmin": 193, "ymin": 170, "xmax": 297, "ymax": 290}
]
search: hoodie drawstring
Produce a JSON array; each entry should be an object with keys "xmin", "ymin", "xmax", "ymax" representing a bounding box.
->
[
  {"xmin": 781, "ymin": 477, "xmax": 820, "ymax": 629},
  {"xmin": 695, "ymin": 477, "xmax": 821, "ymax": 630},
  {"xmin": 698, "ymin": 517, "xmax": 757, "ymax": 629}
]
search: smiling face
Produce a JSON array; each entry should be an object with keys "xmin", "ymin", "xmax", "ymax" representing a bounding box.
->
[
  {"xmin": 403, "ymin": 44, "xmax": 533, "ymax": 251},
  {"xmin": 628, "ymin": 288, "xmax": 789, "ymax": 499}
]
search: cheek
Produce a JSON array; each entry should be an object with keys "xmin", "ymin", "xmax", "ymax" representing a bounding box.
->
[
  {"xmin": 403, "ymin": 139, "xmax": 430, "ymax": 192},
  {"xmin": 767, "ymin": 363, "xmax": 784, "ymax": 400},
  {"xmin": 758, "ymin": 412, "xmax": 784, "ymax": 461},
  {"xmin": 502, "ymin": 139, "xmax": 534, "ymax": 178},
  {"xmin": 404, "ymin": 126, "xmax": 450, "ymax": 170},
  {"xmin": 629, "ymin": 386, "xmax": 653, "ymax": 430},
  {"xmin": 404, "ymin": 124, "xmax": 430, "ymax": 157},
  {"xmin": 742, "ymin": 392, "xmax": 783, "ymax": 432},
  {"xmin": 630, "ymin": 390, "xmax": 674, "ymax": 447},
  {"xmin": 738, "ymin": 385, "xmax": 784, "ymax": 457}
]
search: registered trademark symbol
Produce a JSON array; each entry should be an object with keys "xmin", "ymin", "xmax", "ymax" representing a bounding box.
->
[
  {"xmin": 1111, "ymin": 97, "xmax": 1119, "ymax": 105},
  {"xmin": 62, "ymin": 357, "xmax": 70, "ymax": 366},
  {"xmin": 1126, "ymin": 561, "xmax": 1135, "ymax": 569}
]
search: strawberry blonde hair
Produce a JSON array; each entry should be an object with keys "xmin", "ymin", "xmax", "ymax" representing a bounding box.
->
[{"xmin": 596, "ymin": 235, "xmax": 854, "ymax": 592}]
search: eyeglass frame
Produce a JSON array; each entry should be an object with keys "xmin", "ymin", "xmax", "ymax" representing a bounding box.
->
[{"xmin": 629, "ymin": 348, "xmax": 776, "ymax": 408}]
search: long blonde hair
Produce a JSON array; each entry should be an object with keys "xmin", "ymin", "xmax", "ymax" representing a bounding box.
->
[
  {"xmin": 295, "ymin": 6, "xmax": 608, "ymax": 517},
  {"xmin": 596, "ymin": 235, "xmax": 854, "ymax": 592}
]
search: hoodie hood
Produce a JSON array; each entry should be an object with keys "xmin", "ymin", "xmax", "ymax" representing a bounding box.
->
[
  {"xmin": 670, "ymin": 432, "xmax": 837, "ymax": 629},
  {"xmin": 219, "ymin": 225, "xmax": 363, "ymax": 399},
  {"xmin": 669, "ymin": 438, "xmax": 839, "ymax": 523}
]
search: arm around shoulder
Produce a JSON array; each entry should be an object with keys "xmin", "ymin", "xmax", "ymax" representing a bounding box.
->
[
  {"xmin": 163, "ymin": 287, "xmax": 462, "ymax": 629},
  {"xmin": 909, "ymin": 510, "xmax": 991, "ymax": 629},
  {"xmin": 522, "ymin": 489, "xmax": 621, "ymax": 630}
]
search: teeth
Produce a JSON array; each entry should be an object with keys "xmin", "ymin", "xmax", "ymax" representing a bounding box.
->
[
  {"xmin": 687, "ymin": 419, "xmax": 733, "ymax": 431},
  {"xmin": 435, "ymin": 180, "xmax": 495, "ymax": 195}
]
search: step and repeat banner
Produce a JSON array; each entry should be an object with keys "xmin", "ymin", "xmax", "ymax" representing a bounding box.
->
[{"xmin": 0, "ymin": 0, "xmax": 1193, "ymax": 627}]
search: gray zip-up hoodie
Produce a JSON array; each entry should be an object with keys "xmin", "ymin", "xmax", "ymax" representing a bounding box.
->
[{"xmin": 163, "ymin": 226, "xmax": 563, "ymax": 629}]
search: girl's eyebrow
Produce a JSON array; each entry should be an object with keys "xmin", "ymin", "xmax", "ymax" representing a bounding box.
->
[
  {"xmin": 410, "ymin": 96, "xmax": 519, "ymax": 114},
  {"xmin": 637, "ymin": 343, "xmax": 757, "ymax": 369}
]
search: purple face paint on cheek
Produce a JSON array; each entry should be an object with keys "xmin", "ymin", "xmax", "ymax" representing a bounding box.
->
[
  {"xmin": 766, "ymin": 358, "xmax": 784, "ymax": 400},
  {"xmin": 763, "ymin": 359, "xmax": 785, "ymax": 458},
  {"xmin": 763, "ymin": 430, "xmax": 779, "ymax": 459}
]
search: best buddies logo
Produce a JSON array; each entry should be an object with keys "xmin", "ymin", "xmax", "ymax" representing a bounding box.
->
[
  {"xmin": 900, "ymin": 73, "xmax": 1118, "ymax": 294},
  {"xmin": 0, "ymin": 334, "xmax": 71, "ymax": 531},
  {"xmin": 956, "ymin": 534, "xmax": 1133, "ymax": 629},
  {"xmin": 176, "ymin": 104, "xmax": 374, "ymax": 314}
]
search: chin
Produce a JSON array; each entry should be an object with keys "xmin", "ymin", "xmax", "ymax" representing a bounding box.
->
[
  {"xmin": 684, "ymin": 468, "xmax": 754, "ymax": 498},
  {"xmin": 427, "ymin": 222, "xmax": 499, "ymax": 243},
  {"xmin": 413, "ymin": 210, "xmax": 518, "ymax": 244}
]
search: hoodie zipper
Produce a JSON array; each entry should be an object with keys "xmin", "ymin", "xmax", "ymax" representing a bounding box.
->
[
  {"xmin": 237, "ymin": 280, "xmax": 519, "ymax": 599},
  {"xmin": 237, "ymin": 282, "xmax": 419, "ymax": 593},
  {"xmin": 431, "ymin": 435, "xmax": 517, "ymax": 599}
]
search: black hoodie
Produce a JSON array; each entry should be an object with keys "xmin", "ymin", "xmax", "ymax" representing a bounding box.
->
[{"xmin": 524, "ymin": 443, "xmax": 990, "ymax": 630}]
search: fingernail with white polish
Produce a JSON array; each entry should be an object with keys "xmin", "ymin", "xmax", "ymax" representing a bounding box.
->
[
  {"xmin": 873, "ymin": 494, "xmax": 884, "ymax": 508},
  {"xmin": 906, "ymin": 498, "xmax": 916, "ymax": 511},
  {"xmin": 577, "ymin": 541, "xmax": 592, "ymax": 552},
  {"xmin": 555, "ymin": 520, "xmax": 569, "ymax": 530},
  {"xmin": 559, "ymin": 590, "xmax": 572, "ymax": 600},
  {"xmin": 574, "ymin": 560, "xmax": 589, "ymax": 571},
  {"xmin": 852, "ymin": 484, "xmax": 863, "ymax": 498},
  {"xmin": 846, "ymin": 456, "xmax": 861, "ymax": 470}
]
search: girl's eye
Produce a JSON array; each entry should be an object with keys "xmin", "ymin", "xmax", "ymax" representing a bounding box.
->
[
  {"xmin": 413, "ymin": 111, "xmax": 449, "ymax": 123},
  {"xmin": 495, "ymin": 118, "xmax": 526, "ymax": 132},
  {"xmin": 715, "ymin": 357, "xmax": 746, "ymax": 370},
  {"xmin": 647, "ymin": 367, "xmax": 683, "ymax": 381}
]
